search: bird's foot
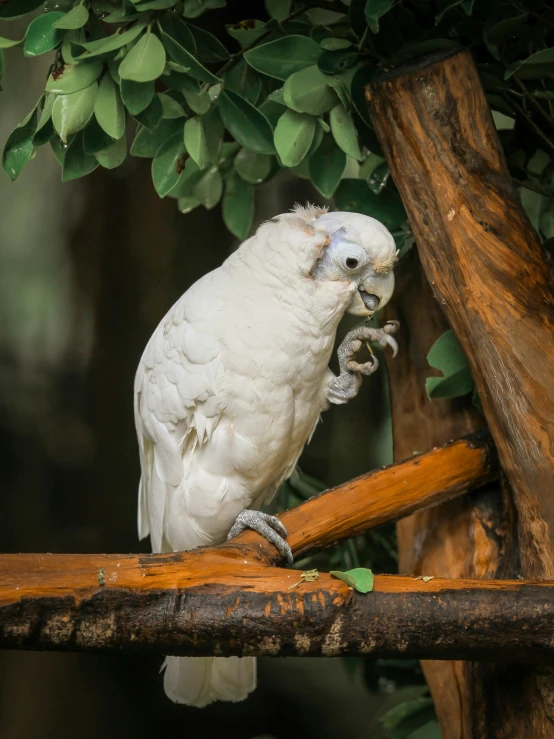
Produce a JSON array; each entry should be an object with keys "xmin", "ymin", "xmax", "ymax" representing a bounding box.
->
[
  {"xmin": 227, "ymin": 510, "xmax": 293, "ymax": 565},
  {"xmin": 328, "ymin": 321, "xmax": 400, "ymax": 403}
]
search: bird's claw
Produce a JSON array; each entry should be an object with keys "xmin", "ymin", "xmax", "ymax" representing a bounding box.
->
[
  {"xmin": 340, "ymin": 321, "xmax": 400, "ymax": 376},
  {"xmin": 227, "ymin": 510, "xmax": 293, "ymax": 565}
]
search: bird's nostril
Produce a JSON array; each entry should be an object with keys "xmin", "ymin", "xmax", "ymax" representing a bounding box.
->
[{"xmin": 359, "ymin": 290, "xmax": 380, "ymax": 311}]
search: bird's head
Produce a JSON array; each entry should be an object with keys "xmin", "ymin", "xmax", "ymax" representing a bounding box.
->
[{"xmin": 310, "ymin": 210, "xmax": 397, "ymax": 317}]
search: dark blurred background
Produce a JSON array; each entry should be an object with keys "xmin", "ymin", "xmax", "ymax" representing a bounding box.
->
[{"xmin": 0, "ymin": 6, "xmax": 398, "ymax": 737}]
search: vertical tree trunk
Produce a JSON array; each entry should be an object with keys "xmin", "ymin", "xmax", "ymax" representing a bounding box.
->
[
  {"xmin": 371, "ymin": 48, "xmax": 554, "ymax": 736},
  {"xmin": 383, "ymin": 249, "xmax": 515, "ymax": 739}
]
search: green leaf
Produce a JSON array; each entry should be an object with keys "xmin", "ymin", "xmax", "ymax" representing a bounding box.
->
[
  {"xmin": 151, "ymin": 130, "xmax": 186, "ymax": 197},
  {"xmin": 223, "ymin": 170, "xmax": 255, "ymax": 239},
  {"xmin": 320, "ymin": 38, "xmax": 352, "ymax": 51},
  {"xmin": 224, "ymin": 58, "xmax": 262, "ymax": 105},
  {"xmin": 194, "ymin": 165, "xmax": 223, "ymax": 209},
  {"xmin": 425, "ymin": 330, "xmax": 473, "ymax": 400},
  {"xmin": 330, "ymin": 103, "xmax": 362, "ymax": 160},
  {"xmin": 62, "ymin": 130, "xmax": 98, "ymax": 181},
  {"xmin": 309, "ymin": 134, "xmax": 345, "ymax": 198},
  {"xmin": 218, "ymin": 89, "xmax": 275, "ymax": 155},
  {"xmin": 187, "ymin": 23, "xmax": 229, "ymax": 63},
  {"xmin": 274, "ymin": 109, "xmax": 315, "ymax": 167},
  {"xmin": 284, "ymin": 65, "xmax": 337, "ymax": 115},
  {"xmin": 234, "ymin": 148, "xmax": 272, "ymax": 184},
  {"xmin": 244, "ymin": 35, "xmax": 321, "ymax": 81},
  {"xmin": 364, "ymin": 0, "xmax": 394, "ymax": 33},
  {"xmin": 158, "ymin": 15, "xmax": 195, "ymax": 53},
  {"xmin": 0, "ymin": 35, "xmax": 23, "ymax": 48},
  {"xmin": 53, "ymin": 5, "xmax": 89, "ymax": 29},
  {"xmin": 52, "ymin": 82, "xmax": 98, "ymax": 142},
  {"xmin": 33, "ymin": 95, "xmax": 56, "ymax": 146},
  {"xmin": 2, "ymin": 109, "xmax": 37, "ymax": 181},
  {"xmin": 46, "ymin": 62, "xmax": 103, "ymax": 94},
  {"xmin": 259, "ymin": 99, "xmax": 286, "ymax": 128},
  {"xmin": 77, "ymin": 23, "xmax": 146, "ymax": 58},
  {"xmin": 159, "ymin": 92, "xmax": 185, "ymax": 119},
  {"xmin": 506, "ymin": 47, "xmax": 554, "ymax": 80},
  {"xmin": 95, "ymin": 133, "xmax": 126, "ymax": 169},
  {"xmin": 0, "ymin": 0, "xmax": 43, "ymax": 19},
  {"xmin": 83, "ymin": 117, "xmax": 115, "ymax": 154},
  {"xmin": 181, "ymin": 0, "xmax": 225, "ymax": 17},
  {"xmin": 24, "ymin": 12, "xmax": 64, "ymax": 57},
  {"xmin": 133, "ymin": 93, "xmax": 163, "ymax": 130},
  {"xmin": 182, "ymin": 85, "xmax": 211, "ymax": 114},
  {"xmin": 318, "ymin": 49, "xmax": 359, "ymax": 76},
  {"xmin": 94, "ymin": 73, "xmax": 125, "ymax": 139},
  {"xmin": 380, "ymin": 697, "xmax": 434, "ymax": 732},
  {"xmin": 305, "ymin": 8, "xmax": 344, "ymax": 25},
  {"xmin": 227, "ymin": 19, "xmax": 266, "ymax": 48},
  {"xmin": 160, "ymin": 26, "xmax": 221, "ymax": 83},
  {"xmin": 203, "ymin": 105, "xmax": 224, "ymax": 164},
  {"xmin": 265, "ymin": 0, "xmax": 291, "ymax": 21},
  {"xmin": 130, "ymin": 117, "xmax": 183, "ymax": 157},
  {"xmin": 335, "ymin": 179, "xmax": 406, "ymax": 228},
  {"xmin": 184, "ymin": 116, "xmax": 208, "ymax": 169},
  {"xmin": 120, "ymin": 79, "xmax": 154, "ymax": 115},
  {"xmin": 119, "ymin": 30, "xmax": 166, "ymax": 82},
  {"xmin": 406, "ymin": 720, "xmax": 442, "ymax": 739},
  {"xmin": 330, "ymin": 568, "xmax": 374, "ymax": 593},
  {"xmin": 0, "ymin": 50, "xmax": 4, "ymax": 81}
]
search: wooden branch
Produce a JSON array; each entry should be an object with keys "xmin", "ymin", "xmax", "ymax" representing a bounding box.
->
[
  {"xmin": 367, "ymin": 48, "xmax": 554, "ymax": 581},
  {"xmin": 2, "ymin": 558, "xmax": 554, "ymax": 660},
  {"xmin": 0, "ymin": 434, "xmax": 498, "ymax": 655}
]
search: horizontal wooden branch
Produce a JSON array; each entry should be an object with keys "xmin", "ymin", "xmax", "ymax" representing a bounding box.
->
[{"xmin": 0, "ymin": 432, "xmax": 500, "ymax": 657}]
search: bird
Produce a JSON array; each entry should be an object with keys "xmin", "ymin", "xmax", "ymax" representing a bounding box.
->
[{"xmin": 133, "ymin": 204, "xmax": 399, "ymax": 707}]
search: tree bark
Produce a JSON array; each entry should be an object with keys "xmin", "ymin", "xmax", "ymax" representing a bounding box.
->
[
  {"xmin": 383, "ymin": 247, "xmax": 517, "ymax": 739},
  {"xmin": 368, "ymin": 47, "xmax": 554, "ymax": 738},
  {"xmin": 2, "ymin": 564, "xmax": 554, "ymax": 660}
]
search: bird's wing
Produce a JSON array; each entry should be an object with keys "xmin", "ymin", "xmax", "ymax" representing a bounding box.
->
[{"xmin": 134, "ymin": 280, "xmax": 223, "ymax": 553}]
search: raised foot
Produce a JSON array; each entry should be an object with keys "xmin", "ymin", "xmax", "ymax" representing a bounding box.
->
[
  {"xmin": 227, "ymin": 510, "xmax": 293, "ymax": 565},
  {"xmin": 341, "ymin": 321, "xmax": 400, "ymax": 376}
]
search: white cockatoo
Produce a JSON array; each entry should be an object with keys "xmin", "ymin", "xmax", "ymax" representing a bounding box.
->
[{"xmin": 134, "ymin": 204, "xmax": 399, "ymax": 707}]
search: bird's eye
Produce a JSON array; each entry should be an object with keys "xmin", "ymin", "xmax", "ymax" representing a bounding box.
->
[{"xmin": 345, "ymin": 257, "xmax": 359, "ymax": 269}]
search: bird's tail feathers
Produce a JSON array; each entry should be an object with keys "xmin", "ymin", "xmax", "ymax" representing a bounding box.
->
[{"xmin": 162, "ymin": 655, "xmax": 256, "ymax": 708}]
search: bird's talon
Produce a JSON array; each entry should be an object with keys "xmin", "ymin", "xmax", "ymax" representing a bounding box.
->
[{"xmin": 227, "ymin": 510, "xmax": 293, "ymax": 565}]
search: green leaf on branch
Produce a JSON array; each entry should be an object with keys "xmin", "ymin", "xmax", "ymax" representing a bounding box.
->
[
  {"xmin": 425, "ymin": 330, "xmax": 474, "ymax": 400},
  {"xmin": 224, "ymin": 58, "xmax": 262, "ymax": 105},
  {"xmin": 119, "ymin": 31, "xmax": 166, "ymax": 83},
  {"xmin": 151, "ymin": 130, "xmax": 187, "ymax": 197},
  {"xmin": 234, "ymin": 148, "xmax": 272, "ymax": 184},
  {"xmin": 24, "ymin": 12, "xmax": 64, "ymax": 57},
  {"xmin": 158, "ymin": 15, "xmax": 196, "ymax": 53},
  {"xmin": 62, "ymin": 130, "xmax": 99, "ymax": 181},
  {"xmin": 133, "ymin": 94, "xmax": 163, "ymax": 131},
  {"xmin": 130, "ymin": 118, "xmax": 183, "ymax": 157},
  {"xmin": 309, "ymin": 134, "xmax": 346, "ymax": 198},
  {"xmin": 52, "ymin": 82, "xmax": 98, "ymax": 142},
  {"xmin": 335, "ymin": 179, "xmax": 406, "ymax": 228},
  {"xmin": 0, "ymin": 35, "xmax": 23, "ymax": 48},
  {"xmin": 83, "ymin": 117, "xmax": 115, "ymax": 154},
  {"xmin": 330, "ymin": 103, "xmax": 362, "ymax": 160},
  {"xmin": 53, "ymin": 5, "xmax": 89, "ymax": 29},
  {"xmin": 184, "ymin": 116, "xmax": 208, "ymax": 169},
  {"xmin": 265, "ymin": 0, "xmax": 291, "ymax": 21},
  {"xmin": 244, "ymin": 35, "xmax": 321, "ymax": 81},
  {"xmin": 46, "ymin": 62, "xmax": 103, "ymax": 94},
  {"xmin": 94, "ymin": 73, "xmax": 125, "ymax": 139},
  {"xmin": 227, "ymin": 19, "xmax": 267, "ymax": 48},
  {"xmin": 95, "ymin": 133, "xmax": 127, "ymax": 169},
  {"xmin": 505, "ymin": 47, "xmax": 554, "ymax": 80},
  {"xmin": 194, "ymin": 165, "xmax": 223, "ymax": 209},
  {"xmin": 160, "ymin": 23, "xmax": 221, "ymax": 83},
  {"xmin": 223, "ymin": 170, "xmax": 254, "ymax": 239},
  {"xmin": 77, "ymin": 23, "xmax": 146, "ymax": 58},
  {"xmin": 364, "ymin": 0, "xmax": 394, "ymax": 33},
  {"xmin": 330, "ymin": 568, "xmax": 374, "ymax": 593},
  {"xmin": 187, "ymin": 23, "xmax": 229, "ymax": 63},
  {"xmin": 274, "ymin": 109, "xmax": 315, "ymax": 167},
  {"xmin": 283, "ymin": 66, "xmax": 337, "ymax": 115},
  {"xmin": 218, "ymin": 89, "xmax": 275, "ymax": 155},
  {"xmin": 159, "ymin": 92, "xmax": 185, "ymax": 119},
  {"xmin": 2, "ymin": 109, "xmax": 37, "ymax": 181},
  {"xmin": 120, "ymin": 79, "xmax": 154, "ymax": 115},
  {"xmin": 182, "ymin": 0, "xmax": 225, "ymax": 18}
]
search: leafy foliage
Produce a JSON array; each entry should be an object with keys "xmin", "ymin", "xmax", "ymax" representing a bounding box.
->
[{"xmin": 1, "ymin": 0, "xmax": 553, "ymax": 258}]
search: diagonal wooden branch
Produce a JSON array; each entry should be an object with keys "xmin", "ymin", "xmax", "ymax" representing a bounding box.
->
[{"xmin": 0, "ymin": 431, "xmax": 519, "ymax": 659}]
